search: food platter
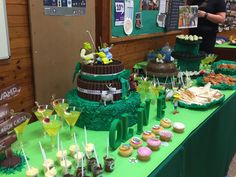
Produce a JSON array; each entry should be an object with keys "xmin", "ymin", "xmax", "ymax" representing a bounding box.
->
[
  {"xmin": 196, "ymin": 73, "xmax": 236, "ymax": 90},
  {"xmin": 177, "ymin": 84, "xmax": 225, "ymax": 109},
  {"xmin": 212, "ymin": 60, "xmax": 236, "ymax": 75}
]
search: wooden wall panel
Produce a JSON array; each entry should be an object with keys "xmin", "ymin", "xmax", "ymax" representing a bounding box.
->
[{"xmin": 0, "ymin": 0, "xmax": 35, "ymax": 113}]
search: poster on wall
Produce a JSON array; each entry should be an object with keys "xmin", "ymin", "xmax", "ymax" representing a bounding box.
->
[
  {"xmin": 178, "ymin": 5, "xmax": 198, "ymax": 29},
  {"xmin": 115, "ymin": 0, "xmax": 125, "ymax": 26},
  {"xmin": 43, "ymin": 0, "xmax": 86, "ymax": 16},
  {"xmin": 141, "ymin": 0, "xmax": 159, "ymax": 10},
  {"xmin": 165, "ymin": 0, "xmax": 184, "ymax": 31}
]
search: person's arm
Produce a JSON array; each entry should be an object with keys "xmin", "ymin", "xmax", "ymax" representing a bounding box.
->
[{"xmin": 198, "ymin": 10, "xmax": 226, "ymax": 24}]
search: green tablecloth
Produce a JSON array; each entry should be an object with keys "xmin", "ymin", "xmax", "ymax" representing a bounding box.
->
[
  {"xmin": 2, "ymin": 90, "xmax": 236, "ymax": 177},
  {"xmin": 215, "ymin": 42, "xmax": 236, "ymax": 49}
]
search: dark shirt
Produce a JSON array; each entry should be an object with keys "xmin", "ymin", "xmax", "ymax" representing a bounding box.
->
[{"xmin": 189, "ymin": 0, "xmax": 226, "ymax": 32}]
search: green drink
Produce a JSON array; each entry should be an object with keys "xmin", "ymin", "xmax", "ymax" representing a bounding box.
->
[
  {"xmin": 32, "ymin": 105, "xmax": 54, "ymax": 122},
  {"xmin": 43, "ymin": 116, "xmax": 62, "ymax": 148},
  {"xmin": 62, "ymin": 107, "xmax": 81, "ymax": 137}
]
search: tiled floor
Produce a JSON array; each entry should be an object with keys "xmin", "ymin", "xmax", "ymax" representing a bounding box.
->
[{"xmin": 228, "ymin": 153, "xmax": 236, "ymax": 177}]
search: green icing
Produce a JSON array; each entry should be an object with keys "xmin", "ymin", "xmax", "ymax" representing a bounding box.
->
[{"xmin": 65, "ymin": 89, "xmax": 141, "ymax": 131}]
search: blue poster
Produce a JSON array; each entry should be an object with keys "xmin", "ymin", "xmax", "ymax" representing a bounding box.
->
[
  {"xmin": 115, "ymin": 0, "xmax": 125, "ymax": 26},
  {"xmin": 62, "ymin": 0, "xmax": 67, "ymax": 7},
  {"xmin": 43, "ymin": 0, "xmax": 86, "ymax": 16}
]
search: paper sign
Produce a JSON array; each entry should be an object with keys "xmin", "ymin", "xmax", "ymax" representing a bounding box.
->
[
  {"xmin": 0, "ymin": 133, "xmax": 16, "ymax": 152},
  {"xmin": 115, "ymin": 0, "xmax": 125, "ymax": 26},
  {"xmin": 0, "ymin": 112, "xmax": 31, "ymax": 137},
  {"xmin": 0, "ymin": 104, "xmax": 10, "ymax": 124},
  {"xmin": 44, "ymin": 0, "xmax": 86, "ymax": 16},
  {"xmin": 0, "ymin": 84, "xmax": 21, "ymax": 104}
]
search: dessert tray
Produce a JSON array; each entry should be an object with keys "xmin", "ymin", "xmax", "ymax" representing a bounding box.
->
[
  {"xmin": 212, "ymin": 60, "xmax": 236, "ymax": 76},
  {"xmin": 177, "ymin": 84, "xmax": 225, "ymax": 109},
  {"xmin": 196, "ymin": 73, "xmax": 236, "ymax": 90}
]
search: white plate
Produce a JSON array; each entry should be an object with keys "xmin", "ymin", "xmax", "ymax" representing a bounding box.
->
[{"xmin": 124, "ymin": 17, "xmax": 133, "ymax": 36}]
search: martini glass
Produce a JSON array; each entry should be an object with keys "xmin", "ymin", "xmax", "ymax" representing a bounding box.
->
[
  {"xmin": 14, "ymin": 117, "xmax": 30, "ymax": 146},
  {"xmin": 62, "ymin": 107, "xmax": 81, "ymax": 138},
  {"xmin": 32, "ymin": 104, "xmax": 54, "ymax": 122},
  {"xmin": 43, "ymin": 115, "xmax": 62, "ymax": 148},
  {"xmin": 32, "ymin": 104, "xmax": 54, "ymax": 137},
  {"xmin": 51, "ymin": 98, "xmax": 69, "ymax": 127}
]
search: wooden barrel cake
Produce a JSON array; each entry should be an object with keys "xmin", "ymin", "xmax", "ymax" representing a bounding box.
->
[{"xmin": 77, "ymin": 60, "xmax": 125, "ymax": 101}]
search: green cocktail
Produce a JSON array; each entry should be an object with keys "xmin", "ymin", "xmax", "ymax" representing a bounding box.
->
[
  {"xmin": 14, "ymin": 118, "xmax": 30, "ymax": 146},
  {"xmin": 43, "ymin": 116, "xmax": 62, "ymax": 148},
  {"xmin": 32, "ymin": 105, "xmax": 54, "ymax": 122},
  {"xmin": 62, "ymin": 107, "xmax": 81, "ymax": 137},
  {"xmin": 51, "ymin": 99, "xmax": 69, "ymax": 118}
]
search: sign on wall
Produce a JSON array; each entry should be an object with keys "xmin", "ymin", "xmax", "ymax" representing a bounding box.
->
[
  {"xmin": 43, "ymin": 0, "xmax": 86, "ymax": 16},
  {"xmin": 0, "ymin": 0, "xmax": 10, "ymax": 60}
]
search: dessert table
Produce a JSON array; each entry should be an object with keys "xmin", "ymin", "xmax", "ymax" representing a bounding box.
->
[
  {"xmin": 3, "ymin": 90, "xmax": 236, "ymax": 177},
  {"xmin": 214, "ymin": 42, "xmax": 236, "ymax": 61}
]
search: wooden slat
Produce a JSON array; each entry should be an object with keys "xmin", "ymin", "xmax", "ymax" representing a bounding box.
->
[
  {"xmin": 7, "ymin": 16, "xmax": 29, "ymax": 27},
  {"xmin": 6, "ymin": 4, "xmax": 28, "ymax": 16},
  {"xmin": 10, "ymin": 47, "xmax": 32, "ymax": 59},
  {"xmin": 0, "ymin": 57, "xmax": 32, "ymax": 72},
  {"xmin": 8, "ymin": 26, "xmax": 30, "ymax": 38},
  {"xmin": 9, "ymin": 37, "xmax": 31, "ymax": 49},
  {"xmin": 6, "ymin": 0, "xmax": 28, "ymax": 5}
]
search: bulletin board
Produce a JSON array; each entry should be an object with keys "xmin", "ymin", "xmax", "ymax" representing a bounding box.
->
[{"xmin": 111, "ymin": 0, "xmax": 165, "ymax": 38}]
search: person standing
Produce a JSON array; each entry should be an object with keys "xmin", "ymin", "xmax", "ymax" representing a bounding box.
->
[{"xmin": 188, "ymin": 0, "xmax": 226, "ymax": 53}]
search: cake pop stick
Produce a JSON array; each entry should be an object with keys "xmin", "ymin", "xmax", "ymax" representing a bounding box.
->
[
  {"xmin": 39, "ymin": 141, "xmax": 49, "ymax": 171},
  {"xmin": 73, "ymin": 133, "xmax": 80, "ymax": 166},
  {"xmin": 39, "ymin": 141, "xmax": 47, "ymax": 161},
  {"xmin": 82, "ymin": 142, "xmax": 89, "ymax": 159},
  {"xmin": 61, "ymin": 141, "xmax": 68, "ymax": 174},
  {"xmin": 93, "ymin": 146, "xmax": 99, "ymax": 167},
  {"xmin": 22, "ymin": 147, "xmax": 30, "ymax": 170},
  {"xmin": 81, "ymin": 154, "xmax": 84, "ymax": 176}
]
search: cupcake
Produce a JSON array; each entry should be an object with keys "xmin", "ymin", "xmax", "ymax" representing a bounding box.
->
[
  {"xmin": 69, "ymin": 144, "xmax": 79, "ymax": 156},
  {"xmin": 74, "ymin": 151, "xmax": 84, "ymax": 164},
  {"xmin": 118, "ymin": 144, "xmax": 133, "ymax": 157},
  {"xmin": 45, "ymin": 167, "xmax": 57, "ymax": 177},
  {"xmin": 137, "ymin": 147, "xmax": 152, "ymax": 161},
  {"xmin": 159, "ymin": 130, "xmax": 173, "ymax": 142},
  {"xmin": 43, "ymin": 159, "xmax": 54, "ymax": 172},
  {"xmin": 85, "ymin": 143, "xmax": 94, "ymax": 157},
  {"xmin": 26, "ymin": 167, "xmax": 39, "ymax": 177},
  {"xmin": 60, "ymin": 160, "xmax": 72, "ymax": 174},
  {"xmin": 129, "ymin": 137, "xmax": 143, "ymax": 149},
  {"xmin": 147, "ymin": 137, "xmax": 161, "ymax": 151},
  {"xmin": 142, "ymin": 131, "xmax": 155, "ymax": 141},
  {"xmin": 151, "ymin": 125, "xmax": 164, "ymax": 135},
  {"xmin": 160, "ymin": 118, "xmax": 172, "ymax": 128},
  {"xmin": 173, "ymin": 122, "xmax": 185, "ymax": 133},
  {"xmin": 56, "ymin": 150, "xmax": 67, "ymax": 162}
]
